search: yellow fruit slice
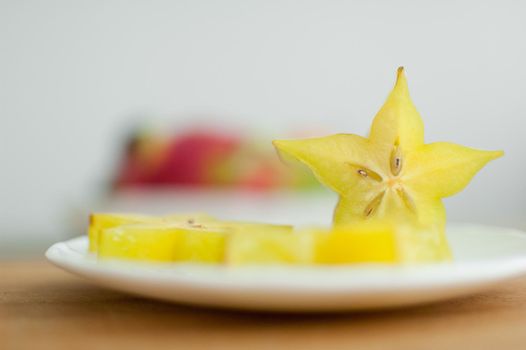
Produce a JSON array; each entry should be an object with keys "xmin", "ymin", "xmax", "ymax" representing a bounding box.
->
[
  {"xmin": 173, "ymin": 227, "xmax": 227, "ymax": 263},
  {"xmin": 226, "ymin": 230, "xmax": 313, "ymax": 265},
  {"xmin": 98, "ymin": 224, "xmax": 183, "ymax": 262},
  {"xmin": 195, "ymin": 221, "xmax": 294, "ymax": 263},
  {"xmin": 273, "ymin": 67, "xmax": 503, "ymax": 253},
  {"xmin": 226, "ymin": 221, "xmax": 450, "ymax": 266},
  {"xmin": 403, "ymin": 142, "xmax": 504, "ymax": 199},
  {"xmin": 314, "ymin": 223, "xmax": 397, "ymax": 264},
  {"xmin": 98, "ymin": 223, "xmax": 227, "ymax": 263},
  {"xmin": 89, "ymin": 213, "xmax": 153, "ymax": 253},
  {"xmin": 368, "ymin": 67, "xmax": 424, "ymax": 151},
  {"xmin": 395, "ymin": 225, "xmax": 452, "ymax": 263},
  {"xmin": 95, "ymin": 214, "xmax": 449, "ymax": 265},
  {"xmin": 88, "ymin": 212, "xmax": 214, "ymax": 253},
  {"xmin": 96, "ymin": 217, "xmax": 292, "ymax": 263},
  {"xmin": 316, "ymin": 222, "xmax": 451, "ymax": 264}
]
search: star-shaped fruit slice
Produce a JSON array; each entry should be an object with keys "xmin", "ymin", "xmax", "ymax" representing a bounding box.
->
[{"xmin": 273, "ymin": 68, "xmax": 503, "ymax": 238}]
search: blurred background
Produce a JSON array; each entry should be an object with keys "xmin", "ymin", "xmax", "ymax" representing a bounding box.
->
[{"xmin": 1, "ymin": 0, "xmax": 525, "ymax": 257}]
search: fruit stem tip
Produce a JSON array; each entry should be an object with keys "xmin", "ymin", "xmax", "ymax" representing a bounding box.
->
[
  {"xmin": 394, "ymin": 66, "xmax": 408, "ymax": 93},
  {"xmin": 396, "ymin": 66, "xmax": 405, "ymax": 80}
]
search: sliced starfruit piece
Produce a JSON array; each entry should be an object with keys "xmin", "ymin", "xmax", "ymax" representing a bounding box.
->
[
  {"xmin": 314, "ymin": 222, "xmax": 451, "ymax": 264},
  {"xmin": 172, "ymin": 227, "xmax": 228, "ymax": 263},
  {"xmin": 314, "ymin": 222, "xmax": 397, "ymax": 264},
  {"xmin": 226, "ymin": 229, "xmax": 313, "ymax": 265},
  {"xmin": 273, "ymin": 67, "xmax": 503, "ymax": 238},
  {"xmin": 97, "ymin": 218, "xmax": 292, "ymax": 263},
  {"xmin": 98, "ymin": 223, "xmax": 228, "ymax": 263},
  {"xmin": 198, "ymin": 221, "xmax": 294, "ymax": 263},
  {"xmin": 88, "ymin": 212, "xmax": 214, "ymax": 253},
  {"xmin": 395, "ymin": 225, "xmax": 452, "ymax": 263},
  {"xmin": 226, "ymin": 221, "xmax": 451, "ymax": 266},
  {"xmin": 98, "ymin": 224, "xmax": 184, "ymax": 262},
  {"xmin": 89, "ymin": 213, "xmax": 153, "ymax": 253}
]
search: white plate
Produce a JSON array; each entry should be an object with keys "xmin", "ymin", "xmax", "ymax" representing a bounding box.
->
[{"xmin": 46, "ymin": 224, "xmax": 526, "ymax": 312}]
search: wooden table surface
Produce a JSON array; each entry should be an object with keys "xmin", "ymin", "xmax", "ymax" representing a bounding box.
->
[{"xmin": 2, "ymin": 260, "xmax": 526, "ymax": 350}]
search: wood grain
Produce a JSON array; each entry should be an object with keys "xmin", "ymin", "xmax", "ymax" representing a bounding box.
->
[{"xmin": 2, "ymin": 260, "xmax": 526, "ymax": 350}]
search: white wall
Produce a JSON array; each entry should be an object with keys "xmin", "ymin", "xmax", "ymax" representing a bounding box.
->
[{"xmin": 1, "ymin": 0, "xmax": 525, "ymax": 246}]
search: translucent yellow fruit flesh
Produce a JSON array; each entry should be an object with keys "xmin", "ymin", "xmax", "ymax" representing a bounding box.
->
[
  {"xmin": 403, "ymin": 142, "xmax": 504, "ymax": 199},
  {"xmin": 396, "ymin": 226, "xmax": 452, "ymax": 263},
  {"xmin": 88, "ymin": 213, "xmax": 155, "ymax": 253},
  {"xmin": 96, "ymin": 218, "xmax": 292, "ymax": 263},
  {"xmin": 226, "ymin": 230, "xmax": 313, "ymax": 265},
  {"xmin": 180, "ymin": 221, "xmax": 293, "ymax": 263},
  {"xmin": 173, "ymin": 228, "xmax": 227, "ymax": 263},
  {"xmin": 369, "ymin": 67, "xmax": 425, "ymax": 151},
  {"xmin": 314, "ymin": 223, "xmax": 397, "ymax": 264},
  {"xmin": 88, "ymin": 212, "xmax": 215, "ymax": 253},
  {"xmin": 273, "ymin": 67, "xmax": 503, "ymax": 255},
  {"xmin": 226, "ymin": 221, "xmax": 451, "ymax": 266},
  {"xmin": 273, "ymin": 134, "xmax": 381, "ymax": 196},
  {"xmin": 333, "ymin": 189, "xmax": 448, "ymax": 233},
  {"xmin": 98, "ymin": 225, "xmax": 185, "ymax": 262},
  {"xmin": 98, "ymin": 223, "xmax": 228, "ymax": 263}
]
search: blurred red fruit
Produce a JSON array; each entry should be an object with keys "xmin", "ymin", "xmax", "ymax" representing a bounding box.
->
[{"xmin": 153, "ymin": 131, "xmax": 240, "ymax": 186}]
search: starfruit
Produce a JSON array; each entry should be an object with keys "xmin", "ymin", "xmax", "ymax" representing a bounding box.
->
[
  {"xmin": 273, "ymin": 68, "xmax": 503, "ymax": 240},
  {"xmin": 88, "ymin": 212, "xmax": 215, "ymax": 253},
  {"xmin": 226, "ymin": 221, "xmax": 450, "ymax": 265},
  {"xmin": 98, "ymin": 223, "xmax": 228, "ymax": 263},
  {"xmin": 96, "ymin": 216, "xmax": 293, "ymax": 263}
]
